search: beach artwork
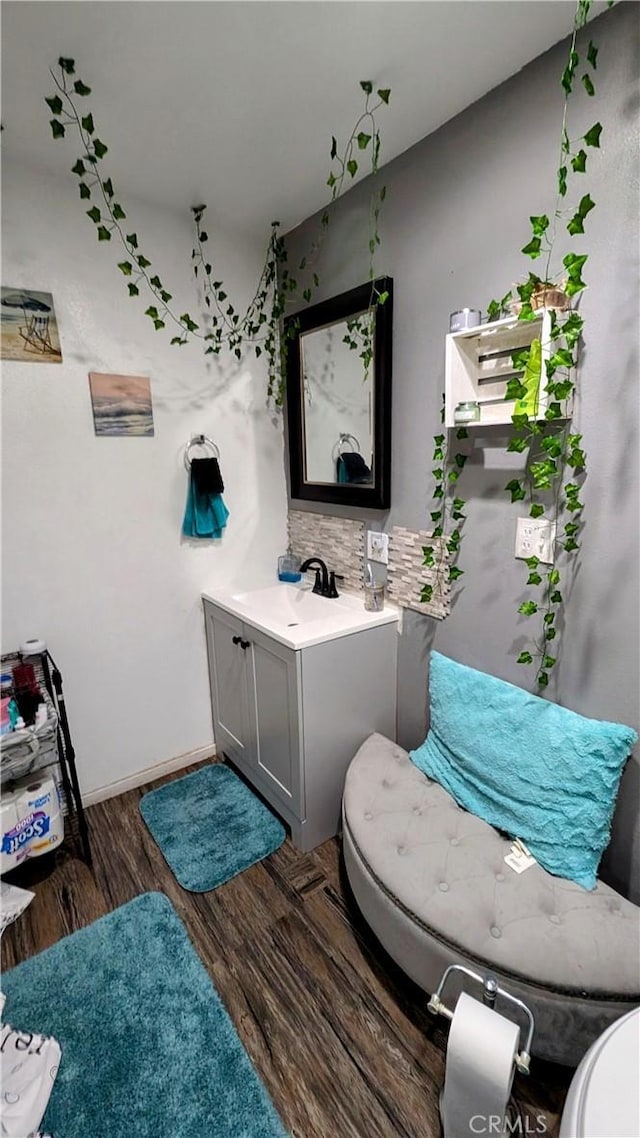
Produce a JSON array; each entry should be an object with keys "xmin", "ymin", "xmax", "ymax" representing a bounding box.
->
[
  {"xmin": 89, "ymin": 372, "xmax": 155, "ymax": 437},
  {"xmin": 1, "ymin": 287, "xmax": 63, "ymax": 363}
]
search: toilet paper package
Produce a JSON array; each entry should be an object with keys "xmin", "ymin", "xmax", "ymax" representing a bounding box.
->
[{"xmin": 1, "ymin": 774, "xmax": 64, "ymax": 872}]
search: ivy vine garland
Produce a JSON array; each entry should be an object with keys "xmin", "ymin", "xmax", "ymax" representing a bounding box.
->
[
  {"xmin": 424, "ymin": 0, "xmax": 609, "ymax": 686},
  {"xmin": 45, "ymin": 62, "xmax": 390, "ymax": 406}
]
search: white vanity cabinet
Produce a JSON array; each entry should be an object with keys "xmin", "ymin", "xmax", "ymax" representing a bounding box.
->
[{"xmin": 203, "ymin": 597, "xmax": 397, "ymax": 851}]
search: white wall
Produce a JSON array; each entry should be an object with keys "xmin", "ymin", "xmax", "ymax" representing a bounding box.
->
[{"xmin": 1, "ymin": 156, "xmax": 287, "ymax": 797}]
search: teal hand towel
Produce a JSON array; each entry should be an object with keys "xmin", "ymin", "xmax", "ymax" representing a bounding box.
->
[{"xmin": 182, "ymin": 477, "xmax": 229, "ymax": 538}]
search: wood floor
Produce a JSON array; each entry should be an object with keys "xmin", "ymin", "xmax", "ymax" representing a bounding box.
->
[{"xmin": 2, "ymin": 759, "xmax": 572, "ymax": 1138}]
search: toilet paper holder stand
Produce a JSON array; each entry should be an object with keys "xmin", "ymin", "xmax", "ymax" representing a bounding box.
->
[{"xmin": 428, "ymin": 963, "xmax": 535, "ymax": 1075}]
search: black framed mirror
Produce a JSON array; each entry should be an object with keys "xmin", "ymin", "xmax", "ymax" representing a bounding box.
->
[{"xmin": 285, "ymin": 277, "xmax": 393, "ymax": 509}]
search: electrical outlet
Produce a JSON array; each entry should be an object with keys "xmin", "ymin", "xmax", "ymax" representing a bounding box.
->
[
  {"xmin": 367, "ymin": 530, "xmax": 389, "ymax": 565},
  {"xmin": 515, "ymin": 516, "xmax": 556, "ymax": 565}
]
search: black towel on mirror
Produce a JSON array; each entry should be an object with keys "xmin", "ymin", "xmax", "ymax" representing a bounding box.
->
[
  {"xmin": 337, "ymin": 451, "xmax": 372, "ymax": 484},
  {"xmin": 191, "ymin": 457, "xmax": 224, "ymax": 494}
]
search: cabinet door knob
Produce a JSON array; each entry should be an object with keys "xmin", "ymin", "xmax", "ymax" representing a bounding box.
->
[
  {"xmin": 232, "ymin": 635, "xmax": 242, "ymax": 645},
  {"xmin": 240, "ymin": 640, "xmax": 251, "ymax": 650}
]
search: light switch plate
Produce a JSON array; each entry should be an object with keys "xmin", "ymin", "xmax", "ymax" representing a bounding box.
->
[
  {"xmin": 367, "ymin": 530, "xmax": 389, "ymax": 565},
  {"xmin": 515, "ymin": 516, "xmax": 556, "ymax": 564}
]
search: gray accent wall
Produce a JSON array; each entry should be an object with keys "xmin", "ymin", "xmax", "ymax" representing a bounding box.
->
[{"xmin": 284, "ymin": 5, "xmax": 640, "ymax": 900}]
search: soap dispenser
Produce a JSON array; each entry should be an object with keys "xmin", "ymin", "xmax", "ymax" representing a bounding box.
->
[{"xmin": 277, "ymin": 550, "xmax": 302, "ymax": 583}]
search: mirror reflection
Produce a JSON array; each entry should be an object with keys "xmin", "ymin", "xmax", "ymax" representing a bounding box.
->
[
  {"xmin": 286, "ymin": 276, "xmax": 393, "ymax": 509},
  {"xmin": 301, "ymin": 309, "xmax": 374, "ymax": 485}
]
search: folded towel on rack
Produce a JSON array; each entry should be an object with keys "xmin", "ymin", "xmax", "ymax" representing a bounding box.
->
[
  {"xmin": 337, "ymin": 451, "xmax": 372, "ymax": 484},
  {"xmin": 182, "ymin": 470, "xmax": 229, "ymax": 539},
  {"xmin": 191, "ymin": 457, "xmax": 224, "ymax": 495}
]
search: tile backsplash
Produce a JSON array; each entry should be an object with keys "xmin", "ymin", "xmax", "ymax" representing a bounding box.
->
[
  {"xmin": 288, "ymin": 510, "xmax": 365, "ymax": 593},
  {"xmin": 386, "ymin": 526, "xmax": 450, "ymax": 620}
]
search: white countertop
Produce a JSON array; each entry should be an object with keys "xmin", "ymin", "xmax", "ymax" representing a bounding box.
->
[{"xmin": 202, "ymin": 582, "xmax": 399, "ymax": 650}]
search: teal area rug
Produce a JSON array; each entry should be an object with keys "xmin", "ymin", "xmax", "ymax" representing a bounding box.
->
[
  {"xmin": 2, "ymin": 893, "xmax": 288, "ymax": 1138},
  {"xmin": 139, "ymin": 763, "xmax": 286, "ymax": 892}
]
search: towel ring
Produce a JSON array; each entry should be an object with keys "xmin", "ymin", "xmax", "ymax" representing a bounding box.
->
[
  {"xmin": 184, "ymin": 434, "xmax": 220, "ymax": 472},
  {"xmin": 332, "ymin": 432, "xmax": 361, "ymax": 461}
]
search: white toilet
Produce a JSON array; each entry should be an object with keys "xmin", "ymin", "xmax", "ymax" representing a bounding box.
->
[{"xmin": 560, "ymin": 1007, "xmax": 640, "ymax": 1137}]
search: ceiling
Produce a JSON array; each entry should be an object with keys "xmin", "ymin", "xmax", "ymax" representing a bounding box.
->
[{"xmin": 2, "ymin": 1, "xmax": 604, "ymax": 241}]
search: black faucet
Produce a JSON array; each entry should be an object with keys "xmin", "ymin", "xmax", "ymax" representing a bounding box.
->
[
  {"xmin": 299, "ymin": 557, "xmax": 343, "ymax": 598},
  {"xmin": 299, "ymin": 557, "xmax": 329, "ymax": 596}
]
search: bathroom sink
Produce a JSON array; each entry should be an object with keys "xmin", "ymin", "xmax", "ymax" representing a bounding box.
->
[{"xmin": 202, "ymin": 582, "xmax": 399, "ymax": 650}]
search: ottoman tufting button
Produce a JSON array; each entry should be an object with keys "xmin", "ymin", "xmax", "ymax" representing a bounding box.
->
[
  {"xmin": 413, "ymin": 806, "xmax": 422, "ymax": 816},
  {"xmin": 439, "ymin": 882, "xmax": 449, "ymax": 892},
  {"xmin": 394, "ymin": 748, "xmax": 403, "ymax": 760},
  {"xmin": 397, "ymin": 845, "xmax": 406, "ymax": 855},
  {"xmin": 490, "ymin": 926, "xmax": 502, "ymax": 938},
  {"xmin": 450, "ymin": 837, "xmax": 460, "ymax": 847},
  {"xmin": 364, "ymin": 812, "xmax": 373, "ymax": 821},
  {"xmin": 550, "ymin": 915, "xmax": 561, "ymax": 925}
]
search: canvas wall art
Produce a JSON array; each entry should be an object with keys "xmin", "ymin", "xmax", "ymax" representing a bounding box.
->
[
  {"xmin": 89, "ymin": 373, "xmax": 155, "ymax": 437},
  {"xmin": 1, "ymin": 287, "xmax": 63, "ymax": 363}
]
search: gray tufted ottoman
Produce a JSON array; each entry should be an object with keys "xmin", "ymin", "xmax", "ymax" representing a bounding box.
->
[{"xmin": 342, "ymin": 733, "xmax": 640, "ymax": 1066}]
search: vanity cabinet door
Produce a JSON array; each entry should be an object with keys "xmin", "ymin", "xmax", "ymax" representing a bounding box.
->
[
  {"xmin": 204, "ymin": 602, "xmax": 252, "ymax": 773},
  {"xmin": 245, "ymin": 627, "xmax": 303, "ymax": 817}
]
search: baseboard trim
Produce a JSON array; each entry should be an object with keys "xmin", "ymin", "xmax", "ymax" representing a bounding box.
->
[{"xmin": 83, "ymin": 744, "xmax": 217, "ymax": 807}]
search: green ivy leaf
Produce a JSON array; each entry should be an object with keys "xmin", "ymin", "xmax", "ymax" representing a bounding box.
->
[
  {"xmin": 543, "ymin": 655, "xmax": 557, "ymax": 669},
  {"xmin": 93, "ymin": 138, "xmax": 108, "ymax": 159},
  {"xmin": 519, "ymin": 601, "xmax": 538, "ymax": 616},
  {"xmin": 505, "ymin": 479, "xmax": 526, "ymax": 503},
  {"xmin": 360, "ymin": 80, "xmax": 373, "ymax": 94},
  {"xmin": 73, "ymin": 79, "xmax": 92, "ymax": 96},
  {"xmin": 58, "ymin": 57, "xmax": 75, "ymax": 74},
  {"xmin": 145, "ymin": 306, "xmax": 159, "ymax": 319},
  {"xmin": 530, "ymin": 503, "xmax": 545, "ymax": 518},
  {"xmin": 137, "ymin": 255, "xmax": 151, "ymax": 269},
  {"xmin": 530, "ymin": 214, "xmax": 549, "ymax": 236},
  {"xmin": 357, "ymin": 132, "xmax": 371, "ymax": 150},
  {"xmin": 558, "ymin": 166, "xmax": 568, "ymax": 197},
  {"xmin": 448, "ymin": 469, "xmax": 460, "ymax": 482},
  {"xmin": 330, "ymin": 136, "xmax": 337, "ymax": 160},
  {"xmin": 117, "ymin": 261, "xmax": 133, "ymax": 276},
  {"xmin": 78, "ymin": 182, "xmax": 91, "ymax": 200},
  {"xmin": 527, "ymin": 572, "xmax": 543, "ymax": 586},
  {"xmin": 582, "ymin": 73, "xmax": 595, "ymax": 96},
  {"xmin": 111, "ymin": 203, "xmax": 125, "ymax": 221},
  {"xmin": 567, "ymin": 213, "xmax": 585, "ymax": 236},
  {"xmin": 102, "ymin": 177, "xmax": 114, "ymax": 197},
  {"xmin": 45, "ymin": 95, "xmax": 63, "ymax": 115},
  {"xmin": 97, "ymin": 226, "xmax": 111, "ymax": 241},
  {"xmin": 50, "ymin": 119, "xmax": 65, "ymax": 139},
  {"xmin": 127, "ymin": 233, "xmax": 138, "ymax": 249},
  {"xmin": 550, "ymin": 590, "xmax": 563, "ymax": 605},
  {"xmin": 564, "ymin": 537, "xmax": 580, "ymax": 552},
  {"xmin": 507, "ymin": 437, "xmax": 528, "ymax": 454},
  {"xmin": 545, "ymin": 628, "xmax": 557, "ymax": 641},
  {"xmin": 127, "ymin": 283, "xmax": 140, "ymax": 297},
  {"xmin": 86, "ymin": 205, "xmax": 101, "ymax": 223},
  {"xmin": 584, "ymin": 122, "xmax": 602, "ymax": 148},
  {"xmin": 587, "ymin": 40, "xmax": 598, "ymax": 69},
  {"xmin": 347, "ymin": 159, "xmax": 358, "ymax": 177},
  {"xmin": 538, "ymin": 671, "xmax": 549, "ymax": 687},
  {"xmin": 521, "ymin": 236, "xmax": 542, "ymax": 259},
  {"xmin": 455, "ymin": 453, "xmax": 467, "ymax": 469},
  {"xmin": 541, "ymin": 436, "xmax": 563, "ymax": 458},
  {"xmin": 517, "ymin": 652, "xmax": 534, "ymax": 665},
  {"xmin": 506, "ymin": 378, "xmax": 528, "ymax": 401},
  {"xmin": 430, "ymin": 510, "xmax": 443, "ymax": 523},
  {"xmin": 449, "ymin": 566, "xmax": 464, "ymax": 582},
  {"xmin": 377, "ymin": 88, "xmax": 391, "ymax": 104},
  {"xmin": 564, "ymin": 521, "xmax": 580, "ymax": 536},
  {"xmin": 421, "ymin": 584, "xmax": 433, "ymax": 604},
  {"xmin": 549, "ymin": 568, "xmax": 560, "ymax": 585},
  {"xmin": 571, "ymin": 149, "xmax": 587, "ymax": 173},
  {"xmin": 525, "ymin": 556, "xmax": 540, "ymax": 570},
  {"xmin": 71, "ymin": 158, "xmax": 86, "ymax": 176},
  {"xmin": 422, "ymin": 546, "xmax": 435, "ymax": 567},
  {"xmin": 81, "ymin": 113, "xmax": 94, "ymax": 134},
  {"xmin": 455, "ymin": 427, "xmax": 469, "ymax": 440}
]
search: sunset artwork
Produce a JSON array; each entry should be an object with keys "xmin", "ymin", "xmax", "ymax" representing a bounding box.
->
[
  {"xmin": 88, "ymin": 373, "xmax": 154, "ymax": 437},
  {"xmin": 1, "ymin": 287, "xmax": 63, "ymax": 362}
]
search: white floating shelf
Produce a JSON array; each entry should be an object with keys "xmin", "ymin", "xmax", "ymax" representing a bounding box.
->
[{"xmin": 444, "ymin": 310, "xmax": 569, "ymax": 429}]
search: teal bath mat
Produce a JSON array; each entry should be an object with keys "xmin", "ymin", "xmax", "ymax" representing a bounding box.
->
[
  {"xmin": 139, "ymin": 763, "xmax": 286, "ymax": 891},
  {"xmin": 2, "ymin": 893, "xmax": 288, "ymax": 1138}
]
